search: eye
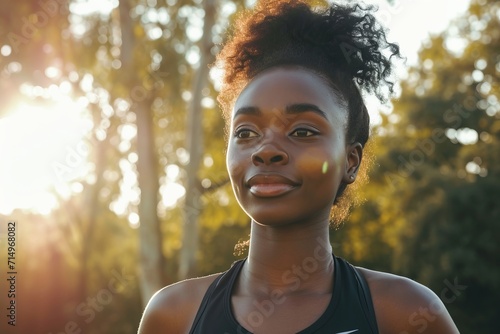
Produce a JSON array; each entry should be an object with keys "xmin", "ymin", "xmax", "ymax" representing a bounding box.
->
[
  {"xmin": 290, "ymin": 128, "xmax": 318, "ymax": 137},
  {"xmin": 235, "ymin": 129, "xmax": 259, "ymax": 139}
]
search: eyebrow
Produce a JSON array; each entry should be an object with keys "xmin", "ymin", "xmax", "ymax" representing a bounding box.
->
[{"xmin": 233, "ymin": 103, "xmax": 328, "ymax": 120}]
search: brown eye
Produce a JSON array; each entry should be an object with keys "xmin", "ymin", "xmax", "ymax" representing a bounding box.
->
[
  {"xmin": 291, "ymin": 128, "xmax": 317, "ymax": 137},
  {"xmin": 236, "ymin": 129, "xmax": 258, "ymax": 139}
]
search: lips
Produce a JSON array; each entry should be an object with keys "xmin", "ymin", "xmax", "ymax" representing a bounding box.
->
[{"xmin": 246, "ymin": 174, "xmax": 300, "ymax": 198}]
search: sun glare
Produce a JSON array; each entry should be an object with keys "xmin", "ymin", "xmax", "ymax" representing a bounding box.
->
[
  {"xmin": 0, "ymin": 94, "xmax": 187, "ymax": 221},
  {"xmin": 0, "ymin": 99, "xmax": 92, "ymax": 215}
]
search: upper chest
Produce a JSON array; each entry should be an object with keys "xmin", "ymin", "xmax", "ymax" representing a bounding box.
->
[{"xmin": 231, "ymin": 293, "xmax": 332, "ymax": 334}]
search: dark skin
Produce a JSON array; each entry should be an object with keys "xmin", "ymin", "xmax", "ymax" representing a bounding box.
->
[{"xmin": 138, "ymin": 67, "xmax": 459, "ymax": 334}]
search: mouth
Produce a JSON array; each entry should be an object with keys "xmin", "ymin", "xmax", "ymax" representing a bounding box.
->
[{"xmin": 246, "ymin": 174, "xmax": 300, "ymax": 198}]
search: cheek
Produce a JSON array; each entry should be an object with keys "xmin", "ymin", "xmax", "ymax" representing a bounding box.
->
[
  {"xmin": 226, "ymin": 145, "xmax": 245, "ymax": 183},
  {"xmin": 295, "ymin": 147, "xmax": 343, "ymax": 179}
]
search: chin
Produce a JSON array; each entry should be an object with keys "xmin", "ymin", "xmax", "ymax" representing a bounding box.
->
[
  {"xmin": 251, "ymin": 216, "xmax": 294, "ymax": 227},
  {"xmin": 246, "ymin": 206, "xmax": 329, "ymax": 228}
]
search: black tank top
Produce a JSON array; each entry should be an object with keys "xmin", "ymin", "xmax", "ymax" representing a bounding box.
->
[{"xmin": 189, "ymin": 254, "xmax": 379, "ymax": 333}]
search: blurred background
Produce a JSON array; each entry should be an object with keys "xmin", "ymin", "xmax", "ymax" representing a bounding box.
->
[{"xmin": 0, "ymin": 0, "xmax": 498, "ymax": 333}]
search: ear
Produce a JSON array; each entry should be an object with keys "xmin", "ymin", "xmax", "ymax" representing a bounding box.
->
[{"xmin": 343, "ymin": 142, "xmax": 363, "ymax": 184}]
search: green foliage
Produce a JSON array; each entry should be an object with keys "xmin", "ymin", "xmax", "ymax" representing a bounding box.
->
[{"xmin": 337, "ymin": 0, "xmax": 500, "ymax": 332}]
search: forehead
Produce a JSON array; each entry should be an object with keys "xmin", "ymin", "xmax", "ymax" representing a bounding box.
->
[{"xmin": 233, "ymin": 67, "xmax": 347, "ymax": 124}]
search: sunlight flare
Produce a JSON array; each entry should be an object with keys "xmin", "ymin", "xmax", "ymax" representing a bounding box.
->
[{"xmin": 0, "ymin": 99, "xmax": 91, "ymax": 214}]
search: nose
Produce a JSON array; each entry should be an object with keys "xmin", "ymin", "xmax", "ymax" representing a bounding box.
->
[{"xmin": 251, "ymin": 143, "xmax": 289, "ymax": 166}]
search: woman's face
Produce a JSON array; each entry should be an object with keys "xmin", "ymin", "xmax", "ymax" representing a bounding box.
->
[{"xmin": 227, "ymin": 67, "xmax": 359, "ymax": 226}]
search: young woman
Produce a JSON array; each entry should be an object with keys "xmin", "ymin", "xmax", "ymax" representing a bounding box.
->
[{"xmin": 138, "ymin": 1, "xmax": 459, "ymax": 333}]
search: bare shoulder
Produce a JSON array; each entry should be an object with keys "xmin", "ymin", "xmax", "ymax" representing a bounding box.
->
[
  {"xmin": 356, "ymin": 267, "xmax": 459, "ymax": 334},
  {"xmin": 137, "ymin": 273, "xmax": 220, "ymax": 334}
]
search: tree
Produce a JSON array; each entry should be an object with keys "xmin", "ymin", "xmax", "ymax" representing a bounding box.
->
[
  {"xmin": 178, "ymin": 0, "xmax": 217, "ymax": 280},
  {"xmin": 117, "ymin": 0, "xmax": 165, "ymax": 306},
  {"xmin": 335, "ymin": 0, "xmax": 500, "ymax": 332}
]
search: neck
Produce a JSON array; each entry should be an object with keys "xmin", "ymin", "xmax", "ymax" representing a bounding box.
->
[{"xmin": 241, "ymin": 219, "xmax": 334, "ymax": 296}]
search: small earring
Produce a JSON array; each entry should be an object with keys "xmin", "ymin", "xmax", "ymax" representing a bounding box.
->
[{"xmin": 350, "ymin": 175, "xmax": 355, "ymax": 180}]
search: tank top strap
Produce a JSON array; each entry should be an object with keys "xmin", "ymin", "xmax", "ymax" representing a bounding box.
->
[
  {"xmin": 298, "ymin": 254, "xmax": 379, "ymax": 333},
  {"xmin": 352, "ymin": 264, "xmax": 379, "ymax": 333},
  {"xmin": 189, "ymin": 259, "xmax": 246, "ymax": 334},
  {"xmin": 189, "ymin": 274, "xmax": 221, "ymax": 331}
]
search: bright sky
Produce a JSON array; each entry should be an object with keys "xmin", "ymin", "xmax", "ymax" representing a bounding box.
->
[
  {"xmin": 369, "ymin": 0, "xmax": 472, "ymax": 65},
  {"xmin": 0, "ymin": 0, "xmax": 473, "ymax": 217},
  {"xmin": 362, "ymin": 0, "xmax": 473, "ymax": 120}
]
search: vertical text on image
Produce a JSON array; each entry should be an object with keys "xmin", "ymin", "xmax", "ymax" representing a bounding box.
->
[{"xmin": 5, "ymin": 221, "xmax": 18, "ymax": 327}]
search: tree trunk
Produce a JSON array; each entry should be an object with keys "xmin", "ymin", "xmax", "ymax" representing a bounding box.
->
[
  {"xmin": 135, "ymin": 97, "xmax": 164, "ymax": 305},
  {"xmin": 119, "ymin": 0, "xmax": 164, "ymax": 306},
  {"xmin": 178, "ymin": 0, "xmax": 217, "ymax": 280}
]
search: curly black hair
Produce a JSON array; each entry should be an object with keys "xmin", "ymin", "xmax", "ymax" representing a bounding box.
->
[{"xmin": 216, "ymin": 0, "xmax": 401, "ymax": 224}]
